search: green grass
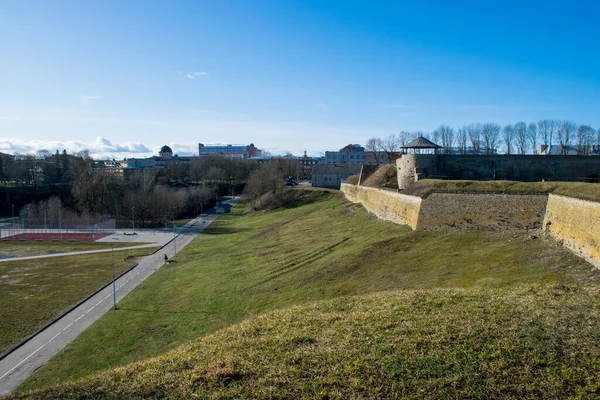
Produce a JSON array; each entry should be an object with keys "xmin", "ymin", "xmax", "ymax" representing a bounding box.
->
[
  {"xmin": 0, "ymin": 246, "xmax": 158, "ymax": 356},
  {"xmin": 403, "ymin": 179, "xmax": 600, "ymax": 202},
  {"xmin": 0, "ymin": 241, "xmax": 145, "ymax": 258},
  {"xmin": 13, "ymin": 285, "xmax": 600, "ymax": 399},
  {"xmin": 17, "ymin": 190, "xmax": 598, "ymax": 393}
]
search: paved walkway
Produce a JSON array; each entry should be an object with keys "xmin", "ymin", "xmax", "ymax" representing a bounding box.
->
[{"xmin": 0, "ymin": 200, "xmax": 238, "ymax": 396}]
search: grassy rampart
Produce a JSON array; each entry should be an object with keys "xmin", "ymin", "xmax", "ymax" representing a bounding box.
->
[{"xmin": 15, "ymin": 189, "xmax": 598, "ymax": 394}]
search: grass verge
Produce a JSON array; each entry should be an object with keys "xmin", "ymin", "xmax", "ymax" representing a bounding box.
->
[
  {"xmin": 16, "ymin": 190, "xmax": 598, "ymax": 392},
  {"xmin": 12, "ymin": 285, "xmax": 600, "ymax": 399},
  {"xmin": 0, "ymin": 246, "xmax": 158, "ymax": 356}
]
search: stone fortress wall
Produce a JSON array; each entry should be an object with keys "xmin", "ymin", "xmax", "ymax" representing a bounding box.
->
[
  {"xmin": 341, "ymin": 184, "xmax": 421, "ymax": 230},
  {"xmin": 340, "ymin": 183, "xmax": 600, "ymax": 268},
  {"xmin": 544, "ymin": 195, "xmax": 600, "ymax": 268},
  {"xmin": 397, "ymin": 154, "xmax": 600, "ymax": 189}
]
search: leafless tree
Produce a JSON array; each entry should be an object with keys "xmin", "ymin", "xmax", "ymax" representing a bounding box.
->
[
  {"xmin": 381, "ymin": 133, "xmax": 401, "ymax": 162},
  {"xmin": 398, "ymin": 131, "xmax": 413, "ymax": 147},
  {"xmin": 557, "ymin": 120, "xmax": 577, "ymax": 154},
  {"xmin": 527, "ymin": 123, "xmax": 538, "ymax": 155},
  {"xmin": 576, "ymin": 125, "xmax": 595, "ymax": 155},
  {"xmin": 467, "ymin": 123, "xmax": 482, "ymax": 154},
  {"xmin": 243, "ymin": 162, "xmax": 284, "ymax": 210},
  {"xmin": 457, "ymin": 127, "xmax": 468, "ymax": 154},
  {"xmin": 538, "ymin": 119, "xmax": 560, "ymax": 154},
  {"xmin": 437, "ymin": 125, "xmax": 455, "ymax": 154},
  {"xmin": 538, "ymin": 120, "xmax": 552, "ymax": 153},
  {"xmin": 481, "ymin": 123, "xmax": 501, "ymax": 155},
  {"xmin": 430, "ymin": 129, "xmax": 441, "ymax": 146},
  {"xmin": 514, "ymin": 121, "xmax": 528, "ymax": 155},
  {"xmin": 364, "ymin": 137, "xmax": 383, "ymax": 165},
  {"xmin": 502, "ymin": 124, "xmax": 514, "ymax": 155}
]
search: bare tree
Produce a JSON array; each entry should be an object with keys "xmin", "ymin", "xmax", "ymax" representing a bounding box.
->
[
  {"xmin": 557, "ymin": 120, "xmax": 577, "ymax": 154},
  {"xmin": 381, "ymin": 133, "xmax": 401, "ymax": 162},
  {"xmin": 364, "ymin": 137, "xmax": 383, "ymax": 165},
  {"xmin": 538, "ymin": 120, "xmax": 552, "ymax": 154},
  {"xmin": 481, "ymin": 123, "xmax": 501, "ymax": 155},
  {"xmin": 430, "ymin": 129, "xmax": 441, "ymax": 147},
  {"xmin": 467, "ymin": 123, "xmax": 482, "ymax": 154},
  {"xmin": 527, "ymin": 123, "xmax": 538, "ymax": 155},
  {"xmin": 514, "ymin": 121, "xmax": 528, "ymax": 155},
  {"xmin": 538, "ymin": 119, "xmax": 560, "ymax": 154},
  {"xmin": 502, "ymin": 124, "xmax": 514, "ymax": 155},
  {"xmin": 437, "ymin": 125, "xmax": 455, "ymax": 154},
  {"xmin": 576, "ymin": 125, "xmax": 595, "ymax": 155},
  {"xmin": 398, "ymin": 131, "xmax": 413, "ymax": 147},
  {"xmin": 457, "ymin": 127, "xmax": 468, "ymax": 154}
]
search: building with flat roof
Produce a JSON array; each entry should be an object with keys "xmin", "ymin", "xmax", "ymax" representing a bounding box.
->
[{"xmin": 198, "ymin": 143, "xmax": 261, "ymax": 158}]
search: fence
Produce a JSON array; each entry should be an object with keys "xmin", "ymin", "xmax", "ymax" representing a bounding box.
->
[{"xmin": 0, "ymin": 217, "xmax": 116, "ymax": 242}]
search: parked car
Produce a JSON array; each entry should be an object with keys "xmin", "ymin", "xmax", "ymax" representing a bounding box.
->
[{"xmin": 285, "ymin": 179, "xmax": 299, "ymax": 186}]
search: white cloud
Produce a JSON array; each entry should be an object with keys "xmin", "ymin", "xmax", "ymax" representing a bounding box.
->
[
  {"xmin": 0, "ymin": 136, "xmax": 152, "ymax": 159},
  {"xmin": 183, "ymin": 71, "xmax": 208, "ymax": 80}
]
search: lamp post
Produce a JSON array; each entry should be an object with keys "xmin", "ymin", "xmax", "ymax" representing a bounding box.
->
[
  {"xmin": 112, "ymin": 246, "xmax": 117, "ymax": 310},
  {"xmin": 173, "ymin": 214, "xmax": 177, "ymax": 255}
]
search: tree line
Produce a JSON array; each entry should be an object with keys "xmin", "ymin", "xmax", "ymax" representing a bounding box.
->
[
  {"xmin": 6, "ymin": 153, "xmax": 269, "ymax": 227},
  {"xmin": 366, "ymin": 120, "xmax": 600, "ymax": 158}
]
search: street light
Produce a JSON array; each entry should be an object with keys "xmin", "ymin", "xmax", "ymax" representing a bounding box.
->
[
  {"xmin": 173, "ymin": 214, "xmax": 177, "ymax": 255},
  {"xmin": 112, "ymin": 246, "xmax": 117, "ymax": 310}
]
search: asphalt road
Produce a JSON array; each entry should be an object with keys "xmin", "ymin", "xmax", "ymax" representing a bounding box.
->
[{"xmin": 0, "ymin": 201, "xmax": 236, "ymax": 397}]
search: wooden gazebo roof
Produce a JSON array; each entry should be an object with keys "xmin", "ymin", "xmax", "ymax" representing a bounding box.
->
[{"xmin": 401, "ymin": 136, "xmax": 443, "ymax": 149}]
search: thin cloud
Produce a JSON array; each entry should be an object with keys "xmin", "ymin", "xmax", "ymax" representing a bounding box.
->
[
  {"xmin": 315, "ymin": 102, "xmax": 327, "ymax": 109},
  {"xmin": 183, "ymin": 71, "xmax": 208, "ymax": 80}
]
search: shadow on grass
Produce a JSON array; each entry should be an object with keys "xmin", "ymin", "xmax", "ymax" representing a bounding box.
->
[
  {"xmin": 116, "ymin": 307, "xmax": 214, "ymax": 315},
  {"xmin": 203, "ymin": 227, "xmax": 253, "ymax": 235}
]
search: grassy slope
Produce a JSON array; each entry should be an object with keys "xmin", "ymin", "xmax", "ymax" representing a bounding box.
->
[
  {"xmin": 14, "ymin": 286, "xmax": 600, "ymax": 399},
  {"xmin": 403, "ymin": 179, "xmax": 600, "ymax": 202},
  {"xmin": 17, "ymin": 190, "xmax": 599, "ymax": 393},
  {"xmin": 0, "ymin": 246, "xmax": 158, "ymax": 355}
]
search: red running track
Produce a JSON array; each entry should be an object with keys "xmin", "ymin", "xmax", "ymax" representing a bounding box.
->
[{"xmin": 1, "ymin": 233, "xmax": 111, "ymax": 243}]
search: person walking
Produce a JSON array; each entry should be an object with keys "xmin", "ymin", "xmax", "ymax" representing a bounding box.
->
[{"xmin": 164, "ymin": 254, "xmax": 168, "ymax": 264}]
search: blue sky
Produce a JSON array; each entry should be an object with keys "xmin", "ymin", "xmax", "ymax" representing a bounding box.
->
[{"xmin": 1, "ymin": 0, "xmax": 599, "ymax": 158}]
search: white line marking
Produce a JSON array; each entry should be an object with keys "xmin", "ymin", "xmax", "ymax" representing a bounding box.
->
[
  {"xmin": 74, "ymin": 314, "xmax": 84, "ymax": 322},
  {"xmin": 118, "ymin": 284, "xmax": 125, "ymax": 289},
  {"xmin": 63, "ymin": 323, "xmax": 73, "ymax": 331},
  {"xmin": 48, "ymin": 332, "xmax": 61, "ymax": 343},
  {"xmin": 104, "ymin": 294, "xmax": 111, "ymax": 300},
  {"xmin": 85, "ymin": 307, "xmax": 94, "ymax": 314},
  {"xmin": 0, "ymin": 343, "xmax": 46, "ymax": 380},
  {"xmin": 95, "ymin": 300, "xmax": 103, "ymax": 306}
]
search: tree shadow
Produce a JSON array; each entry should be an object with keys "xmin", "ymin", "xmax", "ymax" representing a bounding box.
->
[{"xmin": 203, "ymin": 227, "xmax": 252, "ymax": 235}]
